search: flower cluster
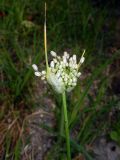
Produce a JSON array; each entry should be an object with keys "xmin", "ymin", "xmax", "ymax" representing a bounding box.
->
[{"xmin": 32, "ymin": 50, "xmax": 85, "ymax": 93}]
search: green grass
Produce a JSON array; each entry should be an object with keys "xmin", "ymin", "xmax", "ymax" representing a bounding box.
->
[{"xmin": 0, "ymin": 0, "xmax": 120, "ymax": 159}]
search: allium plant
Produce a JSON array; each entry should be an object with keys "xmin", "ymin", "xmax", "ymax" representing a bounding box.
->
[{"xmin": 32, "ymin": 3, "xmax": 85, "ymax": 160}]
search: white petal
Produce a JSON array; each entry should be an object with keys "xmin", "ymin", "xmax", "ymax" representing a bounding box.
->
[
  {"xmin": 41, "ymin": 71, "xmax": 46, "ymax": 75},
  {"xmin": 59, "ymin": 64, "xmax": 62, "ymax": 69},
  {"xmin": 51, "ymin": 68, "xmax": 56, "ymax": 73},
  {"xmin": 58, "ymin": 77, "xmax": 62, "ymax": 82},
  {"xmin": 72, "ymin": 82, "xmax": 77, "ymax": 86},
  {"xmin": 69, "ymin": 62, "xmax": 72, "ymax": 67},
  {"xmin": 35, "ymin": 71, "xmax": 41, "ymax": 77},
  {"xmin": 32, "ymin": 64, "xmax": 38, "ymax": 71},
  {"xmin": 64, "ymin": 77, "xmax": 68, "ymax": 82},
  {"xmin": 72, "ymin": 55, "xmax": 76, "ymax": 61},
  {"xmin": 77, "ymin": 72, "xmax": 81, "ymax": 77},
  {"xmin": 64, "ymin": 51, "xmax": 70, "ymax": 59},
  {"xmin": 73, "ymin": 70, "xmax": 78, "ymax": 76},
  {"xmin": 69, "ymin": 57, "xmax": 73, "ymax": 62},
  {"xmin": 50, "ymin": 51, "xmax": 57, "ymax": 57},
  {"xmin": 56, "ymin": 72, "xmax": 61, "ymax": 78},
  {"xmin": 64, "ymin": 51, "xmax": 68, "ymax": 57},
  {"xmin": 50, "ymin": 61, "xmax": 55, "ymax": 68},
  {"xmin": 53, "ymin": 58, "xmax": 57, "ymax": 63},
  {"xmin": 41, "ymin": 76, "xmax": 45, "ymax": 80},
  {"xmin": 69, "ymin": 78, "xmax": 73, "ymax": 83},
  {"xmin": 80, "ymin": 57, "xmax": 85, "ymax": 64},
  {"xmin": 74, "ymin": 64, "xmax": 78, "ymax": 69},
  {"xmin": 63, "ymin": 56, "xmax": 67, "ymax": 64},
  {"xmin": 72, "ymin": 77, "xmax": 77, "ymax": 83},
  {"xmin": 65, "ymin": 62, "xmax": 68, "ymax": 66}
]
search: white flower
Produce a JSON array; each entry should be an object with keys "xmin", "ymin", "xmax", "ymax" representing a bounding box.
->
[
  {"xmin": 41, "ymin": 71, "xmax": 46, "ymax": 75},
  {"xmin": 63, "ymin": 57, "xmax": 67, "ymax": 64},
  {"xmin": 35, "ymin": 71, "xmax": 41, "ymax": 77},
  {"xmin": 32, "ymin": 64, "xmax": 46, "ymax": 79},
  {"xmin": 50, "ymin": 51, "xmax": 57, "ymax": 57},
  {"xmin": 72, "ymin": 77, "xmax": 77, "ymax": 83},
  {"xmin": 41, "ymin": 76, "xmax": 45, "ymax": 80},
  {"xmin": 80, "ymin": 57, "xmax": 85, "ymax": 64},
  {"xmin": 32, "ymin": 50, "xmax": 85, "ymax": 93},
  {"xmin": 32, "ymin": 64, "xmax": 38, "ymax": 71},
  {"xmin": 64, "ymin": 51, "xmax": 69, "ymax": 59},
  {"xmin": 56, "ymin": 72, "xmax": 61, "ymax": 78},
  {"xmin": 53, "ymin": 58, "xmax": 57, "ymax": 63},
  {"xmin": 72, "ymin": 55, "xmax": 76, "ymax": 62},
  {"xmin": 50, "ymin": 61, "xmax": 55, "ymax": 68},
  {"xmin": 77, "ymin": 72, "xmax": 81, "ymax": 77}
]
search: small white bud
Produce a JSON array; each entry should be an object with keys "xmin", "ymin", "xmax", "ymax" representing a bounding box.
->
[
  {"xmin": 63, "ymin": 57, "xmax": 67, "ymax": 64},
  {"xmin": 64, "ymin": 51, "xmax": 68, "ymax": 57},
  {"xmin": 41, "ymin": 76, "xmax": 45, "ymax": 80},
  {"xmin": 35, "ymin": 71, "xmax": 41, "ymax": 77},
  {"xmin": 73, "ymin": 70, "xmax": 78, "ymax": 76},
  {"xmin": 50, "ymin": 61, "xmax": 55, "ymax": 68},
  {"xmin": 65, "ymin": 62, "xmax": 68, "ymax": 66},
  {"xmin": 53, "ymin": 58, "xmax": 57, "ymax": 63},
  {"xmin": 59, "ymin": 64, "xmax": 62, "ymax": 69},
  {"xmin": 72, "ymin": 55, "xmax": 76, "ymax": 61},
  {"xmin": 56, "ymin": 72, "xmax": 61, "ymax": 78},
  {"xmin": 69, "ymin": 57, "xmax": 73, "ymax": 62},
  {"xmin": 80, "ymin": 57, "xmax": 85, "ymax": 64},
  {"xmin": 72, "ymin": 82, "xmax": 77, "ymax": 86},
  {"xmin": 75, "ymin": 64, "xmax": 78, "ymax": 69},
  {"xmin": 72, "ymin": 77, "xmax": 77, "ymax": 83},
  {"xmin": 64, "ymin": 77, "xmax": 68, "ymax": 82},
  {"xmin": 41, "ymin": 71, "xmax": 46, "ymax": 75},
  {"xmin": 58, "ymin": 77, "xmax": 62, "ymax": 82},
  {"xmin": 69, "ymin": 63, "xmax": 72, "ymax": 68},
  {"xmin": 57, "ymin": 56, "xmax": 61, "ymax": 60},
  {"xmin": 77, "ymin": 72, "xmax": 81, "ymax": 77},
  {"xmin": 32, "ymin": 64, "xmax": 38, "ymax": 71},
  {"xmin": 51, "ymin": 68, "xmax": 54, "ymax": 72},
  {"xmin": 50, "ymin": 51, "xmax": 57, "ymax": 57},
  {"xmin": 70, "ymin": 72, "xmax": 75, "ymax": 78},
  {"xmin": 69, "ymin": 78, "xmax": 73, "ymax": 83}
]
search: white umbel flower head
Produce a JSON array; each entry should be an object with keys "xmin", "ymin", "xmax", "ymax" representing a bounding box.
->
[{"xmin": 32, "ymin": 50, "xmax": 85, "ymax": 94}]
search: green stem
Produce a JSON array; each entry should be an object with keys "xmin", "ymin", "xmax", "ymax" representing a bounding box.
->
[
  {"xmin": 44, "ymin": 3, "xmax": 49, "ymax": 71},
  {"xmin": 60, "ymin": 103, "xmax": 64, "ymax": 137},
  {"xmin": 62, "ymin": 91, "xmax": 71, "ymax": 160}
]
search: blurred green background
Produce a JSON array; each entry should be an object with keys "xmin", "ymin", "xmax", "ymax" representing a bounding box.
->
[{"xmin": 0, "ymin": 0, "xmax": 120, "ymax": 159}]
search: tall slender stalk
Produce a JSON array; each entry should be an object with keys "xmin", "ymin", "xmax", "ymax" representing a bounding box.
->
[
  {"xmin": 62, "ymin": 91, "xmax": 71, "ymax": 160},
  {"xmin": 60, "ymin": 103, "xmax": 64, "ymax": 137},
  {"xmin": 44, "ymin": 3, "xmax": 49, "ymax": 72}
]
